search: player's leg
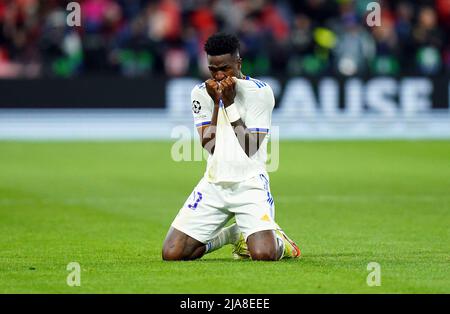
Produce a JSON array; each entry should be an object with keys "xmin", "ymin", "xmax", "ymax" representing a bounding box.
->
[
  {"xmin": 231, "ymin": 173, "xmax": 301, "ymax": 261},
  {"xmin": 162, "ymin": 223, "xmax": 240, "ymax": 260},
  {"xmin": 203, "ymin": 222, "xmax": 240, "ymax": 254},
  {"xmin": 233, "ymin": 226, "xmax": 301, "ymax": 260},
  {"xmin": 230, "ymin": 205, "xmax": 283, "ymax": 261},
  {"xmin": 162, "ymin": 178, "xmax": 233, "ymax": 260},
  {"xmin": 246, "ymin": 230, "xmax": 281, "ymax": 261},
  {"xmin": 162, "ymin": 227, "xmax": 206, "ymax": 260}
]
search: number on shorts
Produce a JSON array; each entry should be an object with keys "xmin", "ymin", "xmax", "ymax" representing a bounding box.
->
[{"xmin": 187, "ymin": 191, "xmax": 203, "ymax": 210}]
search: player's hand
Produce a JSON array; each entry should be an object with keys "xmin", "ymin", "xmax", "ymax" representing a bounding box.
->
[
  {"xmin": 219, "ymin": 76, "xmax": 236, "ymax": 108},
  {"xmin": 205, "ymin": 79, "xmax": 221, "ymax": 106}
]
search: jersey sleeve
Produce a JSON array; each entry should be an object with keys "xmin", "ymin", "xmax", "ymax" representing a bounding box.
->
[
  {"xmin": 243, "ymin": 85, "xmax": 275, "ymax": 134},
  {"xmin": 191, "ymin": 83, "xmax": 213, "ymax": 127}
]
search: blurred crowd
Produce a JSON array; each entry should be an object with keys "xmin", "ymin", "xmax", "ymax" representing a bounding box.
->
[{"xmin": 0, "ymin": 0, "xmax": 449, "ymax": 78}]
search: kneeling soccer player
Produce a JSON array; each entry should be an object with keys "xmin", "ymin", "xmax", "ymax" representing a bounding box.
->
[{"xmin": 162, "ymin": 33, "xmax": 301, "ymax": 261}]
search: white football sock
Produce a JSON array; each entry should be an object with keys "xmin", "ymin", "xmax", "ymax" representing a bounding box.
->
[{"xmin": 205, "ymin": 223, "xmax": 240, "ymax": 254}]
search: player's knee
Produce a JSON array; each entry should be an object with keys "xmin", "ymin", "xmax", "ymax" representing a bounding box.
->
[
  {"xmin": 162, "ymin": 243, "xmax": 184, "ymax": 261},
  {"xmin": 162, "ymin": 241, "xmax": 204, "ymax": 261},
  {"xmin": 250, "ymin": 246, "xmax": 278, "ymax": 261}
]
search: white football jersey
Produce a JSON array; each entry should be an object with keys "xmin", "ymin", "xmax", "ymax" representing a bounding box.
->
[{"xmin": 191, "ymin": 77, "xmax": 275, "ymax": 183}]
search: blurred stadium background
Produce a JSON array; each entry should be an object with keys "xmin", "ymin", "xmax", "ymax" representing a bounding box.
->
[{"xmin": 0, "ymin": 0, "xmax": 449, "ymax": 139}]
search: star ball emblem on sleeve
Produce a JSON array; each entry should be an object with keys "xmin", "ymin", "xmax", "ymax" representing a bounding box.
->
[{"xmin": 192, "ymin": 100, "xmax": 201, "ymax": 114}]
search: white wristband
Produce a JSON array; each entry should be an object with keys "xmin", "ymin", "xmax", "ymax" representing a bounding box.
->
[{"xmin": 225, "ymin": 103, "xmax": 240, "ymax": 122}]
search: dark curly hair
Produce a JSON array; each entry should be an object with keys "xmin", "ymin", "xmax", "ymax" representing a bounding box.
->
[{"xmin": 204, "ymin": 33, "xmax": 240, "ymax": 56}]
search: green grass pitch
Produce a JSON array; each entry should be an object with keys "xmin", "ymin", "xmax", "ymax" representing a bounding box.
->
[{"xmin": 0, "ymin": 140, "xmax": 449, "ymax": 293}]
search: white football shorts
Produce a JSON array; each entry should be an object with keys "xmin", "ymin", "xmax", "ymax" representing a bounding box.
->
[{"xmin": 171, "ymin": 173, "xmax": 277, "ymax": 243}]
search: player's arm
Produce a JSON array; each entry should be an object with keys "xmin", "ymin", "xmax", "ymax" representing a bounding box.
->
[
  {"xmin": 196, "ymin": 80, "xmax": 221, "ymax": 155},
  {"xmin": 230, "ymin": 119, "xmax": 266, "ymax": 157},
  {"xmin": 197, "ymin": 103, "xmax": 218, "ymax": 154},
  {"xmin": 220, "ymin": 77, "xmax": 266, "ymax": 157}
]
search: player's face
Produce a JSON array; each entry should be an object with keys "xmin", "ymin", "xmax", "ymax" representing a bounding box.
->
[{"xmin": 207, "ymin": 53, "xmax": 241, "ymax": 82}]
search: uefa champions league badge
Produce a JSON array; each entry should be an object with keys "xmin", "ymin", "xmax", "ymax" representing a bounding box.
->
[{"xmin": 192, "ymin": 100, "xmax": 201, "ymax": 114}]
